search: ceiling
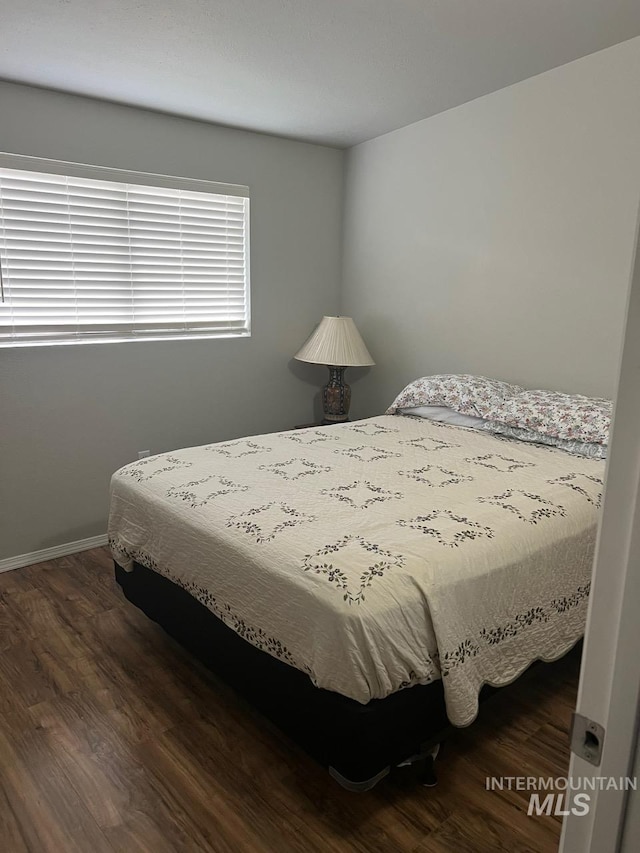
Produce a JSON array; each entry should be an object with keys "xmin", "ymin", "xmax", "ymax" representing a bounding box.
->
[{"xmin": 2, "ymin": 1, "xmax": 640, "ymax": 148}]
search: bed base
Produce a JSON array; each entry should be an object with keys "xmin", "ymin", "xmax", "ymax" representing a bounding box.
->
[{"xmin": 116, "ymin": 561, "xmax": 460, "ymax": 789}]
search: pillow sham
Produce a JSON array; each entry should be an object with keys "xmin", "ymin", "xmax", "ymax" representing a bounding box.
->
[
  {"xmin": 386, "ymin": 374, "xmax": 523, "ymax": 418},
  {"xmin": 483, "ymin": 390, "xmax": 611, "ymax": 446},
  {"xmin": 399, "ymin": 405, "xmax": 487, "ymax": 429},
  {"xmin": 481, "ymin": 422, "xmax": 607, "ymax": 459}
]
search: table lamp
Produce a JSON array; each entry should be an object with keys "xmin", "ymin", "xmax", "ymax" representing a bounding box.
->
[{"xmin": 294, "ymin": 316, "xmax": 375, "ymax": 423}]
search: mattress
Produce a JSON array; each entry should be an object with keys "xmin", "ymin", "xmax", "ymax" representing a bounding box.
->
[{"xmin": 108, "ymin": 415, "xmax": 603, "ymax": 726}]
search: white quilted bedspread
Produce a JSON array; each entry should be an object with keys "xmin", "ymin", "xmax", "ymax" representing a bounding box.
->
[{"xmin": 109, "ymin": 415, "xmax": 603, "ymax": 726}]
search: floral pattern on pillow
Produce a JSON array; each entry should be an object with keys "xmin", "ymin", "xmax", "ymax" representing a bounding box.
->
[
  {"xmin": 483, "ymin": 390, "xmax": 611, "ymax": 446},
  {"xmin": 481, "ymin": 422, "xmax": 608, "ymax": 459},
  {"xmin": 386, "ymin": 375, "xmax": 523, "ymax": 418}
]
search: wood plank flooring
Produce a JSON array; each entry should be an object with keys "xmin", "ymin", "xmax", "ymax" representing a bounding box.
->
[{"xmin": 0, "ymin": 547, "xmax": 580, "ymax": 852}]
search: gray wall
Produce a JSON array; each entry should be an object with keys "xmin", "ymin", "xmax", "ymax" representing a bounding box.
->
[
  {"xmin": 0, "ymin": 83, "xmax": 344, "ymax": 559},
  {"xmin": 4, "ymin": 38, "xmax": 640, "ymax": 560},
  {"xmin": 341, "ymin": 37, "xmax": 640, "ymax": 418}
]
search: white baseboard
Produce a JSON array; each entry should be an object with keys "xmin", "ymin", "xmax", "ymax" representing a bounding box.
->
[{"xmin": 0, "ymin": 534, "xmax": 109, "ymax": 573}]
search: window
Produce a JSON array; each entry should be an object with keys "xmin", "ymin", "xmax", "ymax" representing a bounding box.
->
[{"xmin": 0, "ymin": 154, "xmax": 250, "ymax": 347}]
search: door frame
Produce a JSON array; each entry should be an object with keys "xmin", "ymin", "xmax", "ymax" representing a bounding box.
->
[{"xmin": 560, "ymin": 201, "xmax": 640, "ymax": 852}]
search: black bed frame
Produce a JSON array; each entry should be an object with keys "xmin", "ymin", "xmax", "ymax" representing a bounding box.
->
[
  {"xmin": 116, "ymin": 561, "xmax": 456, "ymax": 788},
  {"xmin": 117, "ymin": 562, "xmax": 500, "ymax": 789}
]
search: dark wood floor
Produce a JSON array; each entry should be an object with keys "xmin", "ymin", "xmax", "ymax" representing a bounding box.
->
[{"xmin": 0, "ymin": 547, "xmax": 579, "ymax": 853}]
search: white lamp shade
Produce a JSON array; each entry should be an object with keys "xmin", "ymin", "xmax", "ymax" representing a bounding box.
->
[{"xmin": 294, "ymin": 316, "xmax": 375, "ymax": 367}]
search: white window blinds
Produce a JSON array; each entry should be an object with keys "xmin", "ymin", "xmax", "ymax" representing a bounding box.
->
[{"xmin": 0, "ymin": 155, "xmax": 250, "ymax": 346}]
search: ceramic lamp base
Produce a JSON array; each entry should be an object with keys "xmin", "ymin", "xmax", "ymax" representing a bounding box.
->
[{"xmin": 322, "ymin": 366, "xmax": 351, "ymax": 423}]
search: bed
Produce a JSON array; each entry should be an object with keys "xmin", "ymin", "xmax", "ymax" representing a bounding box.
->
[{"xmin": 109, "ymin": 407, "xmax": 604, "ymax": 788}]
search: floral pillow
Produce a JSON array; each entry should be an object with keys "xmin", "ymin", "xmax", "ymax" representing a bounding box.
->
[
  {"xmin": 481, "ymin": 422, "xmax": 607, "ymax": 459},
  {"xmin": 483, "ymin": 390, "xmax": 612, "ymax": 446},
  {"xmin": 386, "ymin": 374, "xmax": 523, "ymax": 418}
]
